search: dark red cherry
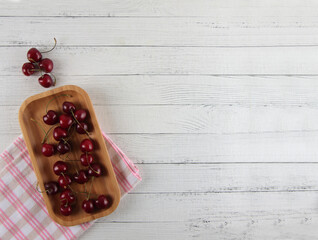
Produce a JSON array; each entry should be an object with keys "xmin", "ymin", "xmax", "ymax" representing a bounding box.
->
[
  {"xmin": 76, "ymin": 122, "xmax": 88, "ymax": 134},
  {"xmin": 39, "ymin": 58, "xmax": 53, "ymax": 73},
  {"xmin": 94, "ymin": 195, "xmax": 112, "ymax": 209},
  {"xmin": 73, "ymin": 170, "xmax": 89, "ymax": 184},
  {"xmin": 53, "ymin": 161, "xmax": 68, "ymax": 176},
  {"xmin": 62, "ymin": 102, "xmax": 76, "ymax": 114},
  {"xmin": 80, "ymin": 139, "xmax": 94, "ymax": 152},
  {"xmin": 27, "ymin": 48, "xmax": 42, "ymax": 62},
  {"xmin": 60, "ymin": 189, "xmax": 76, "ymax": 205},
  {"xmin": 57, "ymin": 141, "xmax": 71, "ymax": 154},
  {"xmin": 82, "ymin": 199, "xmax": 95, "ymax": 213},
  {"xmin": 44, "ymin": 181, "xmax": 59, "ymax": 195},
  {"xmin": 88, "ymin": 163, "xmax": 102, "ymax": 177},
  {"xmin": 74, "ymin": 109, "xmax": 87, "ymax": 122},
  {"xmin": 53, "ymin": 127, "xmax": 67, "ymax": 141},
  {"xmin": 42, "ymin": 143, "xmax": 55, "ymax": 157},
  {"xmin": 43, "ymin": 110, "xmax": 58, "ymax": 125},
  {"xmin": 58, "ymin": 174, "xmax": 72, "ymax": 189},
  {"xmin": 60, "ymin": 205, "xmax": 72, "ymax": 216},
  {"xmin": 38, "ymin": 74, "xmax": 54, "ymax": 88},
  {"xmin": 59, "ymin": 114, "xmax": 73, "ymax": 129},
  {"xmin": 80, "ymin": 153, "xmax": 94, "ymax": 166},
  {"xmin": 22, "ymin": 62, "xmax": 36, "ymax": 76}
]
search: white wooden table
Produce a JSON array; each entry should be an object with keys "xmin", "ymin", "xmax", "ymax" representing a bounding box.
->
[{"xmin": 1, "ymin": 0, "xmax": 318, "ymax": 239}]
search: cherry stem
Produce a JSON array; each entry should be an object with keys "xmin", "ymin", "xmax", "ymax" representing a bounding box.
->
[
  {"xmin": 87, "ymin": 176, "xmax": 94, "ymax": 200},
  {"xmin": 68, "ymin": 185, "xmax": 88, "ymax": 195},
  {"xmin": 45, "ymin": 93, "xmax": 71, "ymax": 114},
  {"xmin": 88, "ymin": 161, "xmax": 99, "ymax": 174},
  {"xmin": 30, "ymin": 118, "xmax": 47, "ymax": 138},
  {"xmin": 41, "ymin": 125, "xmax": 56, "ymax": 144},
  {"xmin": 35, "ymin": 182, "xmax": 48, "ymax": 193},
  {"xmin": 50, "ymin": 73, "xmax": 56, "ymax": 86},
  {"xmin": 70, "ymin": 110, "xmax": 91, "ymax": 138},
  {"xmin": 30, "ymin": 69, "xmax": 41, "ymax": 72},
  {"xmin": 41, "ymin": 38, "xmax": 57, "ymax": 53}
]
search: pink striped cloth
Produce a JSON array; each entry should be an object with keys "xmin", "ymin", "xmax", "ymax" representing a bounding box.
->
[{"xmin": 0, "ymin": 133, "xmax": 142, "ymax": 240}]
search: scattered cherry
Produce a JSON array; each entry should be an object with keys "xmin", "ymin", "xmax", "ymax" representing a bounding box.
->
[
  {"xmin": 73, "ymin": 170, "xmax": 89, "ymax": 184},
  {"xmin": 43, "ymin": 110, "xmax": 58, "ymax": 125},
  {"xmin": 59, "ymin": 114, "xmax": 73, "ymax": 129},
  {"xmin": 39, "ymin": 58, "xmax": 53, "ymax": 73},
  {"xmin": 27, "ymin": 48, "xmax": 42, "ymax": 62},
  {"xmin": 60, "ymin": 205, "xmax": 72, "ymax": 216},
  {"xmin": 74, "ymin": 109, "xmax": 87, "ymax": 122},
  {"xmin": 82, "ymin": 199, "xmax": 95, "ymax": 213},
  {"xmin": 42, "ymin": 143, "xmax": 55, "ymax": 157},
  {"xmin": 57, "ymin": 141, "xmax": 71, "ymax": 154},
  {"xmin": 94, "ymin": 195, "xmax": 112, "ymax": 209},
  {"xmin": 53, "ymin": 161, "xmax": 68, "ymax": 176},
  {"xmin": 60, "ymin": 189, "xmax": 76, "ymax": 205},
  {"xmin": 80, "ymin": 139, "xmax": 94, "ymax": 152},
  {"xmin": 80, "ymin": 153, "xmax": 94, "ymax": 166},
  {"xmin": 88, "ymin": 163, "xmax": 102, "ymax": 177},
  {"xmin": 38, "ymin": 74, "xmax": 54, "ymax": 88},
  {"xmin": 62, "ymin": 102, "xmax": 76, "ymax": 114},
  {"xmin": 58, "ymin": 174, "xmax": 72, "ymax": 189},
  {"xmin": 44, "ymin": 181, "xmax": 59, "ymax": 195},
  {"xmin": 22, "ymin": 62, "xmax": 36, "ymax": 76},
  {"xmin": 76, "ymin": 122, "xmax": 88, "ymax": 134},
  {"xmin": 53, "ymin": 127, "xmax": 67, "ymax": 141}
]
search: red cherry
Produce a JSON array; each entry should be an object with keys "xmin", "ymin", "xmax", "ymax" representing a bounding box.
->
[
  {"xmin": 58, "ymin": 174, "xmax": 72, "ymax": 189},
  {"xmin": 80, "ymin": 139, "xmax": 94, "ymax": 152},
  {"xmin": 57, "ymin": 141, "xmax": 71, "ymax": 154},
  {"xmin": 53, "ymin": 161, "xmax": 68, "ymax": 176},
  {"xmin": 43, "ymin": 110, "xmax": 58, "ymax": 125},
  {"xmin": 88, "ymin": 163, "xmax": 102, "ymax": 177},
  {"xmin": 60, "ymin": 189, "xmax": 76, "ymax": 205},
  {"xmin": 59, "ymin": 114, "xmax": 73, "ymax": 129},
  {"xmin": 27, "ymin": 48, "xmax": 42, "ymax": 62},
  {"xmin": 80, "ymin": 153, "xmax": 94, "ymax": 166},
  {"xmin": 94, "ymin": 195, "xmax": 112, "ymax": 209},
  {"xmin": 74, "ymin": 109, "xmax": 87, "ymax": 122},
  {"xmin": 39, "ymin": 58, "xmax": 53, "ymax": 73},
  {"xmin": 60, "ymin": 205, "xmax": 72, "ymax": 216},
  {"xmin": 22, "ymin": 62, "xmax": 36, "ymax": 76},
  {"xmin": 82, "ymin": 199, "xmax": 95, "ymax": 213},
  {"xmin": 44, "ymin": 181, "xmax": 59, "ymax": 195},
  {"xmin": 53, "ymin": 127, "xmax": 67, "ymax": 141},
  {"xmin": 42, "ymin": 143, "xmax": 55, "ymax": 157},
  {"xmin": 38, "ymin": 74, "xmax": 54, "ymax": 88},
  {"xmin": 62, "ymin": 102, "xmax": 76, "ymax": 114},
  {"xmin": 76, "ymin": 122, "xmax": 88, "ymax": 134},
  {"xmin": 73, "ymin": 170, "xmax": 89, "ymax": 184}
]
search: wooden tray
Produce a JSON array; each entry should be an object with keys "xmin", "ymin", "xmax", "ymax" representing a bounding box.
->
[{"xmin": 19, "ymin": 85, "xmax": 121, "ymax": 226}]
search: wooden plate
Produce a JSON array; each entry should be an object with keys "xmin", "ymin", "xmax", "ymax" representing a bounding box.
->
[{"xmin": 19, "ymin": 85, "xmax": 120, "ymax": 226}]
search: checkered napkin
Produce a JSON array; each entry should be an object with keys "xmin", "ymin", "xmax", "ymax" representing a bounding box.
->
[{"xmin": 0, "ymin": 132, "xmax": 142, "ymax": 240}]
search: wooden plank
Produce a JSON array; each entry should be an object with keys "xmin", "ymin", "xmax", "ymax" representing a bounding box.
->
[{"xmin": 3, "ymin": 76, "xmax": 318, "ymax": 106}]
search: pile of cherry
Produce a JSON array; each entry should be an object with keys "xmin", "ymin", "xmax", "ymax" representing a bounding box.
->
[
  {"xmin": 37, "ymin": 99, "xmax": 112, "ymax": 216},
  {"xmin": 22, "ymin": 39, "xmax": 57, "ymax": 88}
]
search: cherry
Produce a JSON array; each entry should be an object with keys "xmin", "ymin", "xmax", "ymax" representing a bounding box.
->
[
  {"xmin": 42, "ymin": 143, "xmax": 55, "ymax": 157},
  {"xmin": 44, "ymin": 181, "xmax": 59, "ymax": 195},
  {"xmin": 59, "ymin": 114, "xmax": 73, "ymax": 129},
  {"xmin": 39, "ymin": 74, "xmax": 54, "ymax": 88},
  {"xmin": 94, "ymin": 195, "xmax": 112, "ymax": 209},
  {"xmin": 57, "ymin": 141, "xmax": 71, "ymax": 154},
  {"xmin": 80, "ymin": 139, "xmax": 94, "ymax": 152},
  {"xmin": 27, "ymin": 48, "xmax": 42, "ymax": 62},
  {"xmin": 53, "ymin": 161, "xmax": 68, "ymax": 176},
  {"xmin": 39, "ymin": 58, "xmax": 53, "ymax": 73},
  {"xmin": 58, "ymin": 174, "xmax": 72, "ymax": 189},
  {"xmin": 80, "ymin": 153, "xmax": 94, "ymax": 166},
  {"xmin": 62, "ymin": 102, "xmax": 76, "ymax": 114},
  {"xmin": 74, "ymin": 109, "xmax": 87, "ymax": 122},
  {"xmin": 82, "ymin": 199, "xmax": 95, "ymax": 213},
  {"xmin": 43, "ymin": 110, "xmax": 58, "ymax": 125},
  {"xmin": 88, "ymin": 163, "xmax": 102, "ymax": 177},
  {"xmin": 73, "ymin": 170, "xmax": 89, "ymax": 184},
  {"xmin": 53, "ymin": 127, "xmax": 67, "ymax": 141},
  {"xmin": 60, "ymin": 189, "xmax": 76, "ymax": 205},
  {"xmin": 22, "ymin": 62, "xmax": 36, "ymax": 76},
  {"xmin": 60, "ymin": 205, "xmax": 72, "ymax": 216},
  {"xmin": 76, "ymin": 122, "xmax": 88, "ymax": 134}
]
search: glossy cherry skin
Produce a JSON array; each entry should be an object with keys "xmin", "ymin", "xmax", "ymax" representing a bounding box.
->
[
  {"xmin": 94, "ymin": 195, "xmax": 112, "ymax": 209},
  {"xmin": 60, "ymin": 205, "xmax": 72, "ymax": 216},
  {"xmin": 80, "ymin": 153, "xmax": 94, "ymax": 166},
  {"xmin": 59, "ymin": 114, "xmax": 73, "ymax": 129},
  {"xmin": 73, "ymin": 170, "xmax": 89, "ymax": 184},
  {"xmin": 62, "ymin": 102, "xmax": 76, "ymax": 114},
  {"xmin": 53, "ymin": 127, "xmax": 67, "ymax": 141},
  {"xmin": 82, "ymin": 199, "xmax": 95, "ymax": 213},
  {"xmin": 42, "ymin": 143, "xmax": 55, "ymax": 157},
  {"xmin": 88, "ymin": 163, "xmax": 102, "ymax": 177},
  {"xmin": 39, "ymin": 58, "xmax": 53, "ymax": 73},
  {"xmin": 74, "ymin": 109, "xmax": 87, "ymax": 122},
  {"xmin": 53, "ymin": 161, "xmax": 68, "ymax": 176},
  {"xmin": 76, "ymin": 122, "xmax": 88, "ymax": 134},
  {"xmin": 44, "ymin": 181, "xmax": 59, "ymax": 195},
  {"xmin": 38, "ymin": 74, "xmax": 54, "ymax": 88},
  {"xmin": 60, "ymin": 189, "xmax": 76, "ymax": 205},
  {"xmin": 27, "ymin": 48, "xmax": 42, "ymax": 62},
  {"xmin": 22, "ymin": 62, "xmax": 36, "ymax": 76},
  {"xmin": 58, "ymin": 174, "xmax": 72, "ymax": 189},
  {"xmin": 80, "ymin": 139, "xmax": 94, "ymax": 152},
  {"xmin": 43, "ymin": 110, "xmax": 58, "ymax": 125},
  {"xmin": 57, "ymin": 141, "xmax": 71, "ymax": 154}
]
